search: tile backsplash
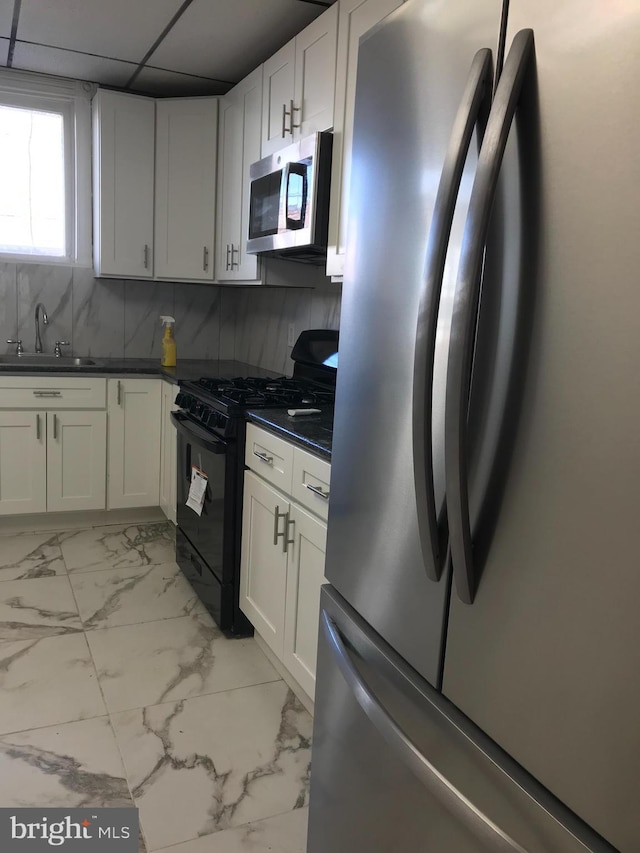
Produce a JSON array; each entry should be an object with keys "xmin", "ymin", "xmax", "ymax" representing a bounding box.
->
[{"xmin": 0, "ymin": 260, "xmax": 341, "ymax": 372}]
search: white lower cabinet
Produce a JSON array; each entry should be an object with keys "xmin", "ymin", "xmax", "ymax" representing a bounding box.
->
[
  {"xmin": 240, "ymin": 424, "xmax": 329, "ymax": 701},
  {"xmin": 159, "ymin": 381, "xmax": 178, "ymax": 524},
  {"xmin": 47, "ymin": 411, "xmax": 107, "ymax": 512},
  {"xmin": 108, "ymin": 378, "xmax": 161, "ymax": 509},
  {"xmin": 240, "ymin": 470, "xmax": 289, "ymax": 656},
  {"xmin": 282, "ymin": 502, "xmax": 328, "ymax": 698},
  {"xmin": 0, "ymin": 411, "xmax": 47, "ymax": 515}
]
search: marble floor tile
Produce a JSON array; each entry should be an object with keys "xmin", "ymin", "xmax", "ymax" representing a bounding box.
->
[
  {"xmin": 60, "ymin": 522, "xmax": 175, "ymax": 574},
  {"xmin": 111, "ymin": 682, "xmax": 312, "ymax": 851},
  {"xmin": 0, "ymin": 716, "xmax": 132, "ymax": 808},
  {"xmin": 0, "ymin": 575, "xmax": 81, "ymax": 641},
  {"xmin": 0, "ymin": 531, "xmax": 66, "ymax": 581},
  {"xmin": 0, "ymin": 633, "xmax": 107, "ymax": 734},
  {"xmin": 154, "ymin": 808, "xmax": 308, "ymax": 853},
  {"xmin": 70, "ymin": 562, "xmax": 204, "ymax": 631},
  {"xmin": 86, "ymin": 614, "xmax": 279, "ymax": 713}
]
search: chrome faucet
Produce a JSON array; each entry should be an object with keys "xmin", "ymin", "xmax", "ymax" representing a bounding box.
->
[{"xmin": 35, "ymin": 303, "xmax": 49, "ymax": 353}]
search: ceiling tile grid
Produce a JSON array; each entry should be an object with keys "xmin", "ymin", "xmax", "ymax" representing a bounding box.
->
[{"xmin": 0, "ymin": 0, "xmax": 336, "ymax": 96}]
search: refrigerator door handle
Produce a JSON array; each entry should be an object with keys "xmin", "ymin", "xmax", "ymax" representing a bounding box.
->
[
  {"xmin": 322, "ymin": 612, "xmax": 529, "ymax": 853},
  {"xmin": 413, "ymin": 48, "xmax": 493, "ymax": 582},
  {"xmin": 445, "ymin": 29, "xmax": 535, "ymax": 604}
]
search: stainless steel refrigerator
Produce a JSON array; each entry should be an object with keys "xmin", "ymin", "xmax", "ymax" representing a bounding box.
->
[{"xmin": 308, "ymin": 0, "xmax": 640, "ymax": 851}]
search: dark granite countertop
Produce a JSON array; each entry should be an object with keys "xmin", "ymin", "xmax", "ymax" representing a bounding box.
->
[
  {"xmin": 0, "ymin": 358, "xmax": 280, "ymax": 383},
  {"xmin": 247, "ymin": 407, "xmax": 333, "ymax": 460}
]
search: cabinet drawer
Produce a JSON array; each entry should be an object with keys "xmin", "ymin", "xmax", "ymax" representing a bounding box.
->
[
  {"xmin": 245, "ymin": 423, "xmax": 294, "ymax": 493},
  {"xmin": 292, "ymin": 446, "xmax": 331, "ymax": 521},
  {"xmin": 0, "ymin": 377, "xmax": 107, "ymax": 409}
]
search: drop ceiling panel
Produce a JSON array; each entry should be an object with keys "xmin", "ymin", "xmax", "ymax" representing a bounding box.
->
[
  {"xmin": 0, "ymin": 4, "xmax": 13, "ymax": 39},
  {"xmin": 149, "ymin": 0, "xmax": 325, "ymax": 83},
  {"xmin": 12, "ymin": 42, "xmax": 136, "ymax": 87},
  {"xmin": 17, "ymin": 0, "xmax": 184, "ymax": 62},
  {"xmin": 132, "ymin": 66, "xmax": 230, "ymax": 98}
]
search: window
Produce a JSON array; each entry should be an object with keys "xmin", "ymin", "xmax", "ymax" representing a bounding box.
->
[{"xmin": 0, "ymin": 69, "xmax": 94, "ymax": 266}]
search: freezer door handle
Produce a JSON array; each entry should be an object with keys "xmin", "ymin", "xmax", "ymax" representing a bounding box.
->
[
  {"xmin": 413, "ymin": 48, "xmax": 493, "ymax": 583},
  {"xmin": 445, "ymin": 29, "xmax": 535, "ymax": 604},
  {"xmin": 322, "ymin": 612, "xmax": 529, "ymax": 853}
]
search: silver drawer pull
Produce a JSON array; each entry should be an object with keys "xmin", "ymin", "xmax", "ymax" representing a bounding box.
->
[
  {"xmin": 33, "ymin": 390, "xmax": 62, "ymax": 398},
  {"xmin": 305, "ymin": 482, "xmax": 330, "ymax": 500},
  {"xmin": 254, "ymin": 450, "xmax": 274, "ymax": 465}
]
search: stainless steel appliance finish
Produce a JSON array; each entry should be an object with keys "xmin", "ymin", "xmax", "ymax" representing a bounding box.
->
[
  {"xmin": 308, "ymin": 587, "xmax": 612, "ymax": 853},
  {"xmin": 324, "ymin": 0, "xmax": 503, "ymax": 687},
  {"xmin": 309, "ymin": 0, "xmax": 640, "ymax": 850},
  {"xmin": 246, "ymin": 132, "xmax": 332, "ymax": 262}
]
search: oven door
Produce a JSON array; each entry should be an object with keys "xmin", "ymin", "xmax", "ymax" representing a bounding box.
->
[{"xmin": 172, "ymin": 412, "xmax": 235, "ymax": 585}]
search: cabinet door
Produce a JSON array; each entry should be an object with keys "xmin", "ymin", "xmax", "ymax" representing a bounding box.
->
[
  {"xmin": 234, "ymin": 66, "xmax": 262, "ymax": 281},
  {"xmin": 155, "ymin": 99, "xmax": 218, "ymax": 281},
  {"xmin": 92, "ymin": 90, "xmax": 155, "ymax": 278},
  {"xmin": 326, "ymin": 0, "xmax": 403, "ymax": 278},
  {"xmin": 159, "ymin": 382, "xmax": 178, "ymax": 524},
  {"xmin": 47, "ymin": 411, "xmax": 107, "ymax": 512},
  {"xmin": 261, "ymin": 40, "xmax": 296, "ymax": 157},
  {"xmin": 108, "ymin": 379, "xmax": 161, "ymax": 509},
  {"xmin": 294, "ymin": 2, "xmax": 338, "ymax": 139},
  {"xmin": 283, "ymin": 503, "xmax": 327, "ymax": 699},
  {"xmin": 0, "ymin": 412, "xmax": 46, "ymax": 515},
  {"xmin": 240, "ymin": 471, "xmax": 289, "ymax": 657},
  {"xmin": 215, "ymin": 93, "xmax": 243, "ymax": 281}
]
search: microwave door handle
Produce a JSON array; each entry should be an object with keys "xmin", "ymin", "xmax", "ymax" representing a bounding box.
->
[
  {"xmin": 413, "ymin": 47, "xmax": 494, "ymax": 583},
  {"xmin": 445, "ymin": 29, "xmax": 534, "ymax": 605},
  {"xmin": 285, "ymin": 163, "xmax": 308, "ymax": 230}
]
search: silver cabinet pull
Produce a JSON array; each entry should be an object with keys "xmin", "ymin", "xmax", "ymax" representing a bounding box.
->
[
  {"xmin": 33, "ymin": 390, "xmax": 61, "ymax": 398},
  {"xmin": 53, "ymin": 413, "xmax": 58, "ymax": 440},
  {"xmin": 143, "ymin": 244, "xmax": 150, "ymax": 269},
  {"xmin": 283, "ymin": 512, "xmax": 295, "ymax": 553},
  {"xmin": 253, "ymin": 450, "xmax": 273, "ymax": 465},
  {"xmin": 203, "ymin": 246, "xmax": 209, "ymax": 271},
  {"xmin": 290, "ymin": 98, "xmax": 300, "ymax": 131},
  {"xmin": 273, "ymin": 505, "xmax": 287, "ymax": 546},
  {"xmin": 225, "ymin": 244, "xmax": 231, "ymax": 271},
  {"xmin": 231, "ymin": 244, "xmax": 239, "ymax": 269},
  {"xmin": 305, "ymin": 482, "xmax": 330, "ymax": 501},
  {"xmin": 117, "ymin": 380, "xmax": 122, "ymax": 406},
  {"xmin": 281, "ymin": 102, "xmax": 288, "ymax": 138},
  {"xmin": 36, "ymin": 414, "xmax": 41, "ymax": 441}
]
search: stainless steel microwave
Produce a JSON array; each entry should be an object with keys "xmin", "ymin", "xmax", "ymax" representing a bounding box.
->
[{"xmin": 247, "ymin": 132, "xmax": 333, "ymax": 264}]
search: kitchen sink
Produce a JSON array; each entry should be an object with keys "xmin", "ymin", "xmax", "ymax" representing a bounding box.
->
[{"xmin": 0, "ymin": 354, "xmax": 95, "ymax": 366}]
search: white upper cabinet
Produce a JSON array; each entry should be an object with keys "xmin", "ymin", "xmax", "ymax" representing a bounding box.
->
[
  {"xmin": 154, "ymin": 98, "xmax": 218, "ymax": 281},
  {"xmin": 261, "ymin": 3, "xmax": 338, "ymax": 157},
  {"xmin": 92, "ymin": 90, "xmax": 155, "ymax": 278},
  {"xmin": 326, "ymin": 0, "xmax": 404, "ymax": 278},
  {"xmin": 215, "ymin": 66, "xmax": 263, "ymax": 283},
  {"xmin": 262, "ymin": 41, "xmax": 296, "ymax": 158}
]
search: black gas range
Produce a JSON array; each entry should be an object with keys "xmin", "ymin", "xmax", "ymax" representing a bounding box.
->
[{"xmin": 171, "ymin": 330, "xmax": 338, "ymax": 635}]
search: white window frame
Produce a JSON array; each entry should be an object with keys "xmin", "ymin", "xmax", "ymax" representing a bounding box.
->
[{"xmin": 0, "ymin": 69, "xmax": 94, "ymax": 267}]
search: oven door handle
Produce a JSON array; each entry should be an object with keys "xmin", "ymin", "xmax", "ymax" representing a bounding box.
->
[{"xmin": 171, "ymin": 411, "xmax": 228, "ymax": 455}]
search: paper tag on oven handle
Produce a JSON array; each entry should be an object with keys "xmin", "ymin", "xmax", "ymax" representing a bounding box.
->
[{"xmin": 186, "ymin": 466, "xmax": 207, "ymax": 516}]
